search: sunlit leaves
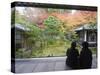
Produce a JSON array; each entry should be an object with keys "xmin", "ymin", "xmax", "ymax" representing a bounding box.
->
[{"xmin": 44, "ymin": 16, "xmax": 61, "ymax": 29}]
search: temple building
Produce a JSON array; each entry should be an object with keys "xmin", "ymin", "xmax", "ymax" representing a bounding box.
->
[{"xmin": 75, "ymin": 23, "xmax": 97, "ymax": 47}]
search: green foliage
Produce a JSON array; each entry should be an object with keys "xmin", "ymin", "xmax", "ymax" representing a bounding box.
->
[
  {"xmin": 44, "ymin": 16, "xmax": 61, "ymax": 29},
  {"xmin": 15, "ymin": 10, "xmax": 32, "ymax": 26},
  {"xmin": 88, "ymin": 22, "xmax": 97, "ymax": 29},
  {"xmin": 90, "ymin": 47, "xmax": 97, "ymax": 54},
  {"xmin": 66, "ymin": 31, "xmax": 79, "ymax": 41},
  {"xmin": 26, "ymin": 24, "xmax": 41, "ymax": 38},
  {"xmin": 15, "ymin": 13, "xmax": 27, "ymax": 25},
  {"xmin": 43, "ymin": 16, "xmax": 63, "ymax": 37},
  {"xmin": 25, "ymin": 24, "xmax": 43, "ymax": 50},
  {"xmin": 15, "ymin": 49, "xmax": 31, "ymax": 58},
  {"xmin": 43, "ymin": 16, "xmax": 66, "ymax": 46}
]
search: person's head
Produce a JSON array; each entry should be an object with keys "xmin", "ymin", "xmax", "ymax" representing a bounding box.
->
[
  {"xmin": 71, "ymin": 41, "xmax": 76, "ymax": 48},
  {"xmin": 82, "ymin": 41, "xmax": 89, "ymax": 48}
]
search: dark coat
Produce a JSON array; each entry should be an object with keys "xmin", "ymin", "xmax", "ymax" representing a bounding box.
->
[
  {"xmin": 66, "ymin": 48, "xmax": 79, "ymax": 69},
  {"xmin": 79, "ymin": 48, "xmax": 92, "ymax": 69}
]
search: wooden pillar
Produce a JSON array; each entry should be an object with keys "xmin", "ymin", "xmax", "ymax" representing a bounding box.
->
[{"xmin": 84, "ymin": 30, "xmax": 87, "ymax": 41}]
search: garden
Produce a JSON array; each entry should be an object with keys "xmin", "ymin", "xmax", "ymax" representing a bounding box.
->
[{"xmin": 11, "ymin": 7, "xmax": 97, "ymax": 58}]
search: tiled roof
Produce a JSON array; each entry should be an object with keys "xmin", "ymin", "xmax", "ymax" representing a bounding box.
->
[
  {"xmin": 12, "ymin": 23, "xmax": 30, "ymax": 31},
  {"xmin": 75, "ymin": 24, "xmax": 97, "ymax": 31}
]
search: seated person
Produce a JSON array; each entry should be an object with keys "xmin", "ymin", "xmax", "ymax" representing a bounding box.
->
[
  {"xmin": 79, "ymin": 41, "xmax": 92, "ymax": 69},
  {"xmin": 66, "ymin": 41, "xmax": 79, "ymax": 69}
]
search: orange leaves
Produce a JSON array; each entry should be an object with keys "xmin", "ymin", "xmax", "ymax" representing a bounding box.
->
[
  {"xmin": 76, "ymin": 11, "xmax": 97, "ymax": 24},
  {"xmin": 50, "ymin": 12, "xmax": 69, "ymax": 22},
  {"xmin": 50, "ymin": 10, "xmax": 97, "ymax": 27},
  {"xmin": 23, "ymin": 8, "xmax": 97, "ymax": 30}
]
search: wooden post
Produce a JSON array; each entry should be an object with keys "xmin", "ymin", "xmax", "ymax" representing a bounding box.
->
[
  {"xmin": 83, "ymin": 25, "xmax": 87, "ymax": 42},
  {"xmin": 84, "ymin": 31, "xmax": 87, "ymax": 41}
]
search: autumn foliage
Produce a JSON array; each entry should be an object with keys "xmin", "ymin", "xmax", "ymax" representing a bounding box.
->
[
  {"xmin": 50, "ymin": 10, "xmax": 97, "ymax": 28},
  {"xmin": 19, "ymin": 8, "xmax": 97, "ymax": 30}
]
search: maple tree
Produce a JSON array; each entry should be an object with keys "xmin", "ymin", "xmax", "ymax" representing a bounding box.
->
[{"xmin": 49, "ymin": 10, "xmax": 97, "ymax": 29}]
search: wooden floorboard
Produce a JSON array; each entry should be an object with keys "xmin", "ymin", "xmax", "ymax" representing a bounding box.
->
[{"xmin": 14, "ymin": 55, "xmax": 97, "ymax": 73}]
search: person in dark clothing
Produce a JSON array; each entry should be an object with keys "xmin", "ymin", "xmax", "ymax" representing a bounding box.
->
[
  {"xmin": 66, "ymin": 42, "xmax": 79, "ymax": 69},
  {"xmin": 79, "ymin": 41, "xmax": 92, "ymax": 69}
]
